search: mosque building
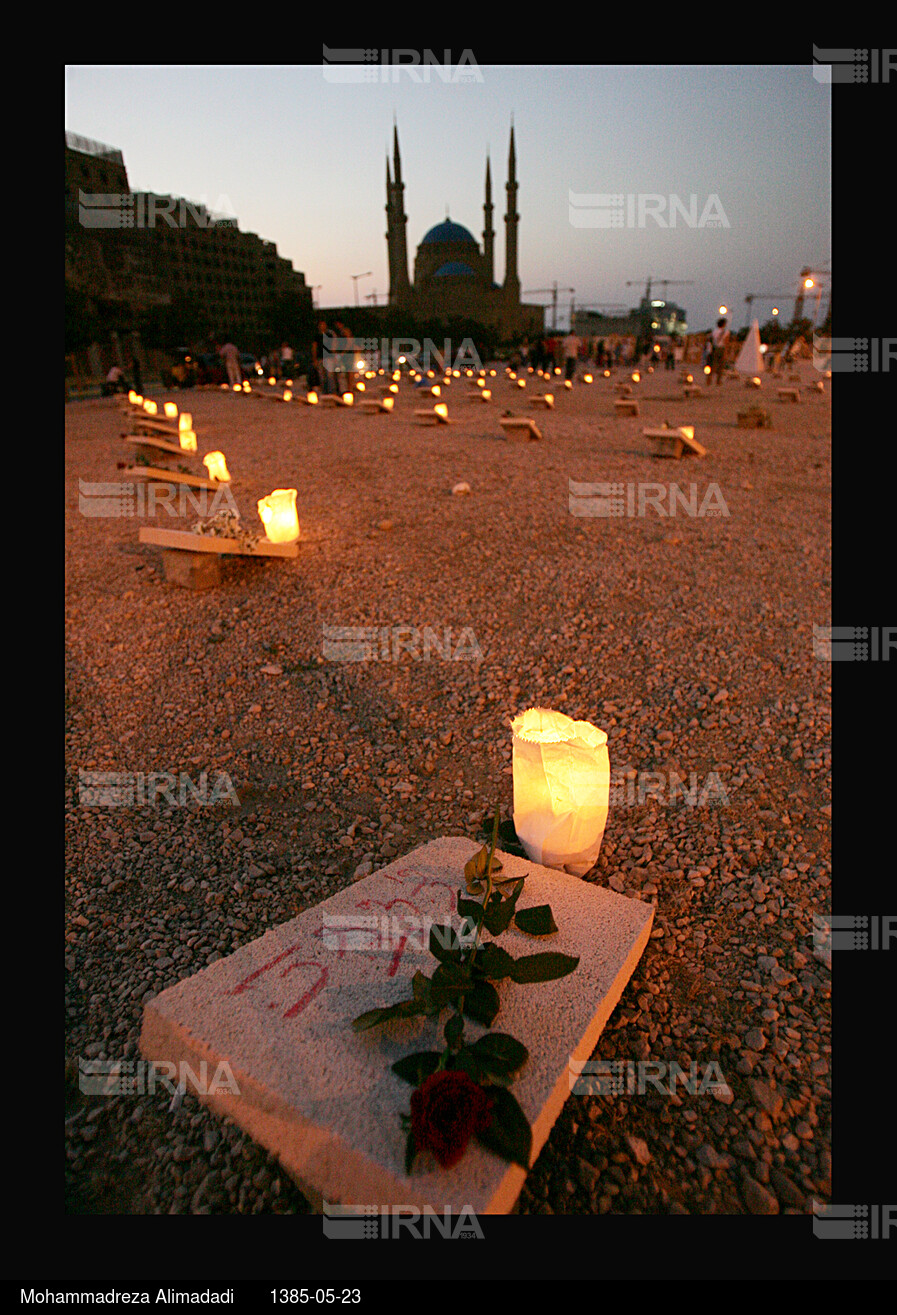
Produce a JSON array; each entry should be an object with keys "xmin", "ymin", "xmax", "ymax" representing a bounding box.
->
[{"xmin": 383, "ymin": 123, "xmax": 544, "ymax": 342}]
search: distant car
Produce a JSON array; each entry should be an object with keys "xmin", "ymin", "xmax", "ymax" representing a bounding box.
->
[
  {"xmin": 195, "ymin": 353, "xmax": 226, "ymax": 386},
  {"xmin": 161, "ymin": 348, "xmax": 198, "ymax": 389}
]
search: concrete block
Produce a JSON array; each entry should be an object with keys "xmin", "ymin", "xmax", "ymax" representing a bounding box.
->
[
  {"xmin": 614, "ymin": 399, "xmax": 639, "ymax": 417},
  {"xmin": 140, "ymin": 837, "xmax": 653, "ymax": 1215},
  {"xmin": 737, "ymin": 408, "xmax": 772, "ymax": 429},
  {"xmin": 499, "ymin": 417, "xmax": 542, "ymax": 441},
  {"xmin": 160, "ymin": 548, "xmax": 223, "ymax": 590}
]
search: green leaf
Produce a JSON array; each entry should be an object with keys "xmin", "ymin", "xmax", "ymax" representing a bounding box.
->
[
  {"xmin": 475, "ymin": 1085, "xmax": 533, "ymax": 1169},
  {"xmin": 472, "ymin": 942, "xmax": 516, "ymax": 981},
  {"xmin": 508, "ymin": 952, "xmax": 580, "ymax": 985},
  {"xmin": 457, "ymin": 894, "xmax": 484, "ymax": 922},
  {"xmin": 351, "ymin": 996, "xmax": 428, "ymax": 1032},
  {"xmin": 410, "ymin": 971, "xmax": 432, "ymax": 1004},
  {"xmin": 444, "ymin": 1013, "xmax": 465, "ymax": 1049},
  {"xmin": 429, "ymin": 923, "xmax": 462, "ymax": 963},
  {"xmin": 460, "ymin": 978, "xmax": 500, "ymax": 1027},
  {"xmin": 481, "ymin": 879, "xmax": 525, "ymax": 936},
  {"xmin": 464, "ymin": 845, "xmax": 503, "ymax": 894},
  {"xmin": 391, "ymin": 1051, "xmax": 442, "ymax": 1085},
  {"xmin": 469, "ymin": 1032, "xmax": 529, "ymax": 1077},
  {"xmin": 429, "ymin": 960, "xmax": 471, "ymax": 1009},
  {"xmin": 513, "ymin": 904, "xmax": 559, "ymax": 936},
  {"xmin": 451, "ymin": 1047, "xmax": 485, "ymax": 1083}
]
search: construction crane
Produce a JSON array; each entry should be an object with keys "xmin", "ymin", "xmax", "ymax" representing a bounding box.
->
[
  {"xmin": 744, "ymin": 293, "xmax": 796, "ymax": 327},
  {"xmin": 625, "ymin": 277, "xmax": 694, "ymax": 304},
  {"xmin": 523, "ymin": 284, "xmax": 575, "ymax": 331}
]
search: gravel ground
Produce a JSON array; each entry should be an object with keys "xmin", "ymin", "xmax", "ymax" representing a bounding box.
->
[{"xmin": 65, "ymin": 363, "xmax": 831, "ymax": 1216}]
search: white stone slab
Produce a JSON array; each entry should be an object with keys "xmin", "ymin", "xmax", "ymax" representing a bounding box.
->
[{"xmin": 140, "ymin": 837, "xmax": 653, "ymax": 1215}]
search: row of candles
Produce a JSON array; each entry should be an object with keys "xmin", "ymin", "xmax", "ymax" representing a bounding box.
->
[{"xmin": 127, "ymin": 392, "xmax": 299, "ymax": 545}]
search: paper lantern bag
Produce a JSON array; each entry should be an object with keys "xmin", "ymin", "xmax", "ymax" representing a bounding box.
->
[{"xmin": 511, "ymin": 707, "xmax": 610, "ymax": 877}]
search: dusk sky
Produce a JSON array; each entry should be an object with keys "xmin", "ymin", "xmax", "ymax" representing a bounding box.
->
[{"xmin": 65, "ymin": 63, "xmax": 831, "ymax": 334}]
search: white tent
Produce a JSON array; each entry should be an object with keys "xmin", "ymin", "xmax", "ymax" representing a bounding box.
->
[{"xmin": 735, "ymin": 318, "xmax": 764, "ymax": 374}]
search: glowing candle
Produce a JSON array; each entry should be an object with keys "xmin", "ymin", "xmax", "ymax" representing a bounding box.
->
[
  {"xmin": 179, "ymin": 429, "xmax": 197, "ymax": 453},
  {"xmin": 257, "ymin": 489, "xmax": 299, "ymax": 543},
  {"xmin": 164, "ymin": 402, "xmax": 178, "ymax": 419},
  {"xmin": 202, "ymin": 451, "xmax": 230, "ymax": 482},
  {"xmin": 511, "ymin": 707, "xmax": 610, "ymax": 877},
  {"xmin": 178, "ymin": 414, "xmax": 193, "ymax": 432}
]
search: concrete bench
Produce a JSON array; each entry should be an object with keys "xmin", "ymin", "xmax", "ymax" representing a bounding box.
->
[
  {"xmin": 139, "ymin": 837, "xmax": 653, "ymax": 1215},
  {"xmin": 529, "ymin": 395, "xmax": 554, "ymax": 409},
  {"xmin": 614, "ymin": 399, "xmax": 639, "ymax": 417},
  {"xmin": 777, "ymin": 387, "xmax": 801, "ymax": 403}
]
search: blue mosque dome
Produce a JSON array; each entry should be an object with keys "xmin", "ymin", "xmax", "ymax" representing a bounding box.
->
[
  {"xmin": 420, "ymin": 219, "xmax": 478, "ymax": 246},
  {"xmin": 434, "ymin": 261, "xmax": 476, "ymax": 277}
]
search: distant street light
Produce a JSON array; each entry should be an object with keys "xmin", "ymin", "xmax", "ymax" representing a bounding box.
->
[{"xmin": 351, "ymin": 271, "xmax": 372, "ymax": 307}]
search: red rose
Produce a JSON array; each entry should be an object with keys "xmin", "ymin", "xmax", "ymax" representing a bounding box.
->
[{"xmin": 409, "ymin": 1070, "xmax": 494, "ymax": 1168}]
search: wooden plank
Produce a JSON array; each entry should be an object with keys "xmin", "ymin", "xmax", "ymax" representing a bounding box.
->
[
  {"xmin": 123, "ymin": 434, "xmax": 186, "ymax": 456},
  {"xmin": 122, "ymin": 466, "xmax": 220, "ymax": 490},
  {"xmin": 139, "ymin": 527, "xmax": 298, "ymax": 557},
  {"xmin": 130, "ymin": 417, "xmax": 182, "ymax": 435}
]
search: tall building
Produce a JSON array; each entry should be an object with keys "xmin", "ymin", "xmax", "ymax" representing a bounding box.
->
[
  {"xmin": 383, "ymin": 123, "xmax": 543, "ymax": 342},
  {"xmin": 65, "ymin": 133, "xmax": 313, "ymax": 349}
]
